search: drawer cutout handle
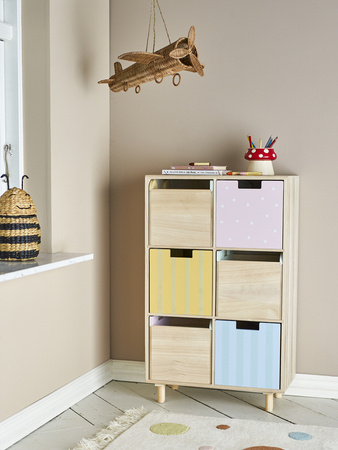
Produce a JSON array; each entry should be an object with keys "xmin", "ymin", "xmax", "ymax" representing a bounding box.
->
[
  {"xmin": 170, "ymin": 249, "xmax": 193, "ymax": 258},
  {"xmin": 238, "ymin": 180, "xmax": 262, "ymax": 189},
  {"xmin": 236, "ymin": 321, "xmax": 260, "ymax": 331}
]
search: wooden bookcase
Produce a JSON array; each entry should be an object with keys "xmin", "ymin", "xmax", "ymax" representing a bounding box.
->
[{"xmin": 145, "ymin": 175, "xmax": 299, "ymax": 411}]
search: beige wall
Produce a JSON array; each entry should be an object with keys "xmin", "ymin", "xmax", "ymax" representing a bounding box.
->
[
  {"xmin": 1, "ymin": 0, "xmax": 337, "ymax": 424},
  {"xmin": 0, "ymin": 0, "xmax": 110, "ymax": 421},
  {"xmin": 110, "ymin": 0, "xmax": 338, "ymax": 376}
]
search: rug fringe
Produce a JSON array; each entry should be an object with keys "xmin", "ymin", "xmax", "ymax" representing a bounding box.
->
[{"xmin": 72, "ymin": 406, "xmax": 148, "ymax": 450}]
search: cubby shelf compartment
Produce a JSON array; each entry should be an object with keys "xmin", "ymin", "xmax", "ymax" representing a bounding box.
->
[
  {"xmin": 149, "ymin": 248, "xmax": 213, "ymax": 316},
  {"xmin": 145, "ymin": 175, "xmax": 299, "ymax": 412},
  {"xmin": 216, "ymin": 250, "xmax": 282, "ymax": 321},
  {"xmin": 148, "ymin": 178, "xmax": 213, "ymax": 248},
  {"xmin": 214, "ymin": 320, "xmax": 281, "ymax": 390},
  {"xmin": 149, "ymin": 316, "xmax": 212, "ymax": 385},
  {"xmin": 216, "ymin": 180, "xmax": 284, "ymax": 250}
]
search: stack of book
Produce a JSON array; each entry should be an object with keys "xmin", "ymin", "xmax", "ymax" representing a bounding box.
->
[{"xmin": 162, "ymin": 162, "xmax": 228, "ymax": 175}]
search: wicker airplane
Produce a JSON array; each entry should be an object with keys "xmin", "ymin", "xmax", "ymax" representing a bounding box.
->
[{"xmin": 99, "ymin": 26, "xmax": 204, "ymax": 94}]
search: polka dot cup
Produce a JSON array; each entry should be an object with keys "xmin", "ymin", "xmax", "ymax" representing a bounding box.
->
[{"xmin": 245, "ymin": 147, "xmax": 277, "ymax": 175}]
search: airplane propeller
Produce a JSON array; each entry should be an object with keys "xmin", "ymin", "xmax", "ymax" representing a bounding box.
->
[{"xmin": 169, "ymin": 26, "xmax": 204, "ymax": 76}]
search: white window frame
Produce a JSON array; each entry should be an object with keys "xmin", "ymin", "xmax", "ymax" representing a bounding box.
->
[
  {"xmin": 0, "ymin": 0, "xmax": 23, "ymax": 195},
  {"xmin": 0, "ymin": 40, "xmax": 5, "ymax": 183}
]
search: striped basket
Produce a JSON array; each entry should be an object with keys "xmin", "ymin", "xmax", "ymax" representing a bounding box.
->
[{"xmin": 0, "ymin": 187, "xmax": 41, "ymax": 261}]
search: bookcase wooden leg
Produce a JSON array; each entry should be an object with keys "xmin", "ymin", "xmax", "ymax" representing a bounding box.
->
[
  {"xmin": 171, "ymin": 385, "xmax": 179, "ymax": 390},
  {"xmin": 265, "ymin": 393, "xmax": 274, "ymax": 412},
  {"xmin": 156, "ymin": 384, "xmax": 165, "ymax": 403},
  {"xmin": 274, "ymin": 393, "xmax": 282, "ymax": 399}
]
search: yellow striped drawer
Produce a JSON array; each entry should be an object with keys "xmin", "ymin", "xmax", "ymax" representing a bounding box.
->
[{"xmin": 149, "ymin": 249, "xmax": 213, "ymax": 316}]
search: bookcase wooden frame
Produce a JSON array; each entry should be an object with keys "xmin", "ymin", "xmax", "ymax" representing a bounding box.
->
[{"xmin": 145, "ymin": 175, "xmax": 299, "ymax": 412}]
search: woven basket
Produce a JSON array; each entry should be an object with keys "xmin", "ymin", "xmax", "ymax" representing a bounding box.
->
[{"xmin": 0, "ymin": 187, "xmax": 41, "ymax": 261}]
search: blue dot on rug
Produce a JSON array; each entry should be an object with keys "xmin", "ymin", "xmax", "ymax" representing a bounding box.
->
[
  {"xmin": 150, "ymin": 422, "xmax": 190, "ymax": 435},
  {"xmin": 288, "ymin": 431, "xmax": 312, "ymax": 441}
]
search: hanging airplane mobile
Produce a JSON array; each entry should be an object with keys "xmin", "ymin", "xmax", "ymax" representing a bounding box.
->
[{"xmin": 98, "ymin": 26, "xmax": 204, "ymax": 94}]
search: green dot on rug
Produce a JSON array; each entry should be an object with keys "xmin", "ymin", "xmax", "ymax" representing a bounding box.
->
[{"xmin": 150, "ymin": 422, "xmax": 190, "ymax": 435}]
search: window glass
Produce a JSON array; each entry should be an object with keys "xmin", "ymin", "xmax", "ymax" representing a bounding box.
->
[
  {"xmin": 0, "ymin": 0, "xmax": 23, "ymax": 195},
  {"xmin": 0, "ymin": 0, "xmax": 6, "ymax": 191},
  {"xmin": 0, "ymin": 41, "xmax": 5, "ymax": 186}
]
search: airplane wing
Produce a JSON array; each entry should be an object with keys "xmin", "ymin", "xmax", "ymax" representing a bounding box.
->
[{"xmin": 118, "ymin": 51, "xmax": 164, "ymax": 64}]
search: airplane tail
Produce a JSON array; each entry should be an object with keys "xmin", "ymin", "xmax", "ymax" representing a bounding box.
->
[
  {"xmin": 98, "ymin": 61, "xmax": 122, "ymax": 84},
  {"xmin": 114, "ymin": 62, "xmax": 122, "ymax": 73}
]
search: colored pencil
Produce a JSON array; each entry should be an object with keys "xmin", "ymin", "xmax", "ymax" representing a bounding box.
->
[
  {"xmin": 265, "ymin": 136, "xmax": 273, "ymax": 147},
  {"xmin": 227, "ymin": 172, "xmax": 262, "ymax": 176},
  {"xmin": 269, "ymin": 136, "xmax": 278, "ymax": 147}
]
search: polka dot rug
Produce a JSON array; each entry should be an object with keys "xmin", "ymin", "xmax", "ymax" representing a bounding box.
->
[{"xmin": 73, "ymin": 407, "xmax": 338, "ymax": 450}]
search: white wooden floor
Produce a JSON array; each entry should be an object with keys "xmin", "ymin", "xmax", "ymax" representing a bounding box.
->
[{"xmin": 9, "ymin": 381, "xmax": 338, "ymax": 449}]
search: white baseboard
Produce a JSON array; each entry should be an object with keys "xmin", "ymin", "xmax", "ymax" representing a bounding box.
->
[
  {"xmin": 1, "ymin": 359, "xmax": 337, "ymax": 449},
  {"xmin": 111, "ymin": 359, "xmax": 146, "ymax": 383},
  {"xmin": 111, "ymin": 360, "xmax": 338, "ymax": 400},
  {"xmin": 285, "ymin": 373, "xmax": 338, "ymax": 399},
  {"xmin": 0, "ymin": 360, "xmax": 115, "ymax": 450}
]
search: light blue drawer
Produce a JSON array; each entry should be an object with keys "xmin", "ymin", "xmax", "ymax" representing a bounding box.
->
[{"xmin": 215, "ymin": 320, "xmax": 281, "ymax": 389}]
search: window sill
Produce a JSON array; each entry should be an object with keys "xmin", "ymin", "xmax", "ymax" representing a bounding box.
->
[{"xmin": 0, "ymin": 252, "xmax": 94, "ymax": 282}]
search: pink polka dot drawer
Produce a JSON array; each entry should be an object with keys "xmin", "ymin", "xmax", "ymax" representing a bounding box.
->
[{"xmin": 216, "ymin": 180, "xmax": 284, "ymax": 249}]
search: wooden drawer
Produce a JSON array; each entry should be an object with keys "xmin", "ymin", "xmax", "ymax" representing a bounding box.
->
[
  {"xmin": 216, "ymin": 180, "xmax": 284, "ymax": 249},
  {"xmin": 149, "ymin": 188, "xmax": 212, "ymax": 247},
  {"xmin": 216, "ymin": 252, "xmax": 282, "ymax": 321},
  {"xmin": 150, "ymin": 320, "xmax": 211, "ymax": 384},
  {"xmin": 215, "ymin": 320, "xmax": 281, "ymax": 389},
  {"xmin": 150, "ymin": 249, "xmax": 213, "ymax": 316}
]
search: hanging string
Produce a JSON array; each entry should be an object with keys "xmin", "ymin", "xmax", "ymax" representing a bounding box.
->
[
  {"xmin": 152, "ymin": 0, "xmax": 156, "ymax": 52},
  {"xmin": 155, "ymin": 0, "xmax": 171, "ymax": 45},
  {"xmin": 145, "ymin": 0, "xmax": 171, "ymax": 53},
  {"xmin": 145, "ymin": 0, "xmax": 154, "ymax": 52}
]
